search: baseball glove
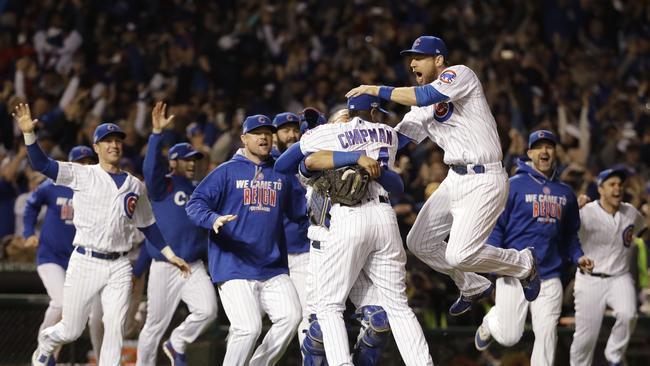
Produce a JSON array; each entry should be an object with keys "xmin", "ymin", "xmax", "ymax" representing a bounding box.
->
[{"xmin": 312, "ymin": 165, "xmax": 370, "ymax": 206}]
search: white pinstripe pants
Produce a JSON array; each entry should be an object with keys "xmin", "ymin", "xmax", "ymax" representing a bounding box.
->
[
  {"xmin": 288, "ymin": 252, "xmax": 310, "ymax": 347},
  {"xmin": 136, "ymin": 260, "xmax": 217, "ymax": 366},
  {"xmin": 406, "ymin": 169, "xmax": 532, "ymax": 296},
  {"xmin": 570, "ymin": 271, "xmax": 637, "ymax": 365},
  {"xmin": 485, "ymin": 277, "xmax": 563, "ymax": 366},
  {"xmin": 38, "ymin": 250, "xmax": 132, "ymax": 366},
  {"xmin": 317, "ymin": 201, "xmax": 433, "ymax": 366},
  {"xmin": 218, "ymin": 274, "xmax": 301, "ymax": 366}
]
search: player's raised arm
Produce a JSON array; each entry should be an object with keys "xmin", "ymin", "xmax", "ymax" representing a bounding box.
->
[
  {"xmin": 13, "ymin": 103, "xmax": 60, "ymax": 180},
  {"xmin": 143, "ymin": 101, "xmax": 174, "ymax": 200}
]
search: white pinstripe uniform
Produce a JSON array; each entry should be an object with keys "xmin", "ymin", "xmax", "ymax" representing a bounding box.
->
[
  {"xmin": 36, "ymin": 163, "xmax": 155, "ymax": 366},
  {"xmin": 301, "ymin": 117, "xmax": 433, "ymax": 366},
  {"xmin": 570, "ymin": 201, "xmax": 646, "ymax": 365},
  {"xmin": 395, "ymin": 64, "xmax": 534, "ymax": 296}
]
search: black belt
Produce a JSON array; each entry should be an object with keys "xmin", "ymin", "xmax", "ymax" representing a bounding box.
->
[
  {"xmin": 450, "ymin": 164, "xmax": 486, "ymax": 175},
  {"xmin": 340, "ymin": 195, "xmax": 390, "ymax": 206},
  {"xmin": 580, "ymin": 269, "xmax": 611, "ymax": 278},
  {"xmin": 76, "ymin": 246, "xmax": 128, "ymax": 260}
]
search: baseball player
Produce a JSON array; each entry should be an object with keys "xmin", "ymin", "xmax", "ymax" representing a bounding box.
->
[
  {"xmin": 185, "ymin": 114, "xmax": 303, "ymax": 366},
  {"xmin": 473, "ymin": 130, "xmax": 594, "ymax": 366},
  {"xmin": 271, "ymin": 112, "xmax": 311, "ymax": 346},
  {"xmin": 23, "ymin": 146, "xmax": 98, "ymax": 359},
  {"xmin": 136, "ymin": 102, "xmax": 217, "ymax": 366},
  {"xmin": 346, "ymin": 35, "xmax": 541, "ymax": 307},
  {"xmin": 13, "ymin": 103, "xmax": 190, "ymax": 366},
  {"xmin": 277, "ymin": 94, "xmax": 433, "ymax": 366},
  {"xmin": 570, "ymin": 168, "xmax": 646, "ymax": 366}
]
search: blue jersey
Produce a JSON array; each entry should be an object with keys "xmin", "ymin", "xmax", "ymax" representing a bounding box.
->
[
  {"xmin": 487, "ymin": 160, "xmax": 583, "ymax": 280},
  {"xmin": 23, "ymin": 180, "xmax": 75, "ymax": 268},
  {"xmin": 142, "ymin": 134, "xmax": 209, "ymax": 264},
  {"xmin": 271, "ymin": 147, "xmax": 309, "ymax": 254},
  {"xmin": 186, "ymin": 150, "xmax": 307, "ymax": 283}
]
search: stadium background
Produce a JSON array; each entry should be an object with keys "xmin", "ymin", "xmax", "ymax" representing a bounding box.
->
[{"xmin": 0, "ymin": 0, "xmax": 649, "ymax": 364}]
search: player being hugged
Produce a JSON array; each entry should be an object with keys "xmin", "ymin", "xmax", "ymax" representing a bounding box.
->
[
  {"xmin": 473, "ymin": 130, "xmax": 594, "ymax": 366},
  {"xmin": 135, "ymin": 102, "xmax": 217, "ymax": 366},
  {"xmin": 570, "ymin": 168, "xmax": 646, "ymax": 366},
  {"xmin": 186, "ymin": 114, "xmax": 303, "ymax": 366},
  {"xmin": 13, "ymin": 103, "xmax": 190, "ymax": 366},
  {"xmin": 347, "ymin": 35, "xmax": 541, "ymax": 312},
  {"xmin": 276, "ymin": 95, "xmax": 433, "ymax": 366}
]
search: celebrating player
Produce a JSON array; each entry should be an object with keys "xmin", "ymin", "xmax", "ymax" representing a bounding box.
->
[
  {"xmin": 570, "ymin": 168, "xmax": 646, "ymax": 366},
  {"xmin": 473, "ymin": 130, "xmax": 594, "ymax": 366},
  {"xmin": 136, "ymin": 102, "xmax": 217, "ymax": 366},
  {"xmin": 278, "ymin": 95, "xmax": 433, "ymax": 365},
  {"xmin": 346, "ymin": 35, "xmax": 541, "ymax": 306},
  {"xmin": 13, "ymin": 103, "xmax": 190, "ymax": 366},
  {"xmin": 271, "ymin": 112, "xmax": 311, "ymax": 346},
  {"xmin": 186, "ymin": 114, "xmax": 303, "ymax": 366}
]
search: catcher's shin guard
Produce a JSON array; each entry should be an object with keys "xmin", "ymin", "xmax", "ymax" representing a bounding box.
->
[
  {"xmin": 352, "ymin": 306, "xmax": 391, "ymax": 366},
  {"xmin": 301, "ymin": 314, "xmax": 328, "ymax": 366}
]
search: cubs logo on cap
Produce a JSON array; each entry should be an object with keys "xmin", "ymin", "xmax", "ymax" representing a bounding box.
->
[
  {"xmin": 400, "ymin": 36, "xmax": 449, "ymax": 59},
  {"xmin": 242, "ymin": 114, "xmax": 276, "ymax": 134},
  {"xmin": 93, "ymin": 123, "xmax": 126, "ymax": 144},
  {"xmin": 528, "ymin": 130, "xmax": 557, "ymax": 149}
]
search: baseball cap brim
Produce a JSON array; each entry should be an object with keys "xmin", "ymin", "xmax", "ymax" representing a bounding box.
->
[
  {"xmin": 95, "ymin": 131, "xmax": 126, "ymax": 143},
  {"xmin": 245, "ymin": 124, "xmax": 277, "ymax": 134},
  {"xmin": 400, "ymin": 49, "xmax": 435, "ymax": 56},
  {"xmin": 180, "ymin": 151, "xmax": 204, "ymax": 160}
]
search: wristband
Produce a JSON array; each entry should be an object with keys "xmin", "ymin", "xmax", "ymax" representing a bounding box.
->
[
  {"xmin": 378, "ymin": 86, "xmax": 394, "ymax": 101},
  {"xmin": 24, "ymin": 132, "xmax": 36, "ymax": 145},
  {"xmin": 161, "ymin": 245, "xmax": 177, "ymax": 260},
  {"xmin": 333, "ymin": 151, "xmax": 362, "ymax": 168}
]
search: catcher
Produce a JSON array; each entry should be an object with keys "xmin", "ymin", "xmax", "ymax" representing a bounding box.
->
[{"xmin": 275, "ymin": 94, "xmax": 434, "ymax": 365}]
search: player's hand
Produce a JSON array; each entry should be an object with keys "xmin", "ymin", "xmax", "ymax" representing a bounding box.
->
[
  {"xmin": 12, "ymin": 103, "xmax": 38, "ymax": 134},
  {"xmin": 578, "ymin": 256, "xmax": 594, "ymax": 273},
  {"xmin": 357, "ymin": 156, "xmax": 380, "ymax": 179},
  {"xmin": 23, "ymin": 235, "xmax": 38, "ymax": 248},
  {"xmin": 168, "ymin": 256, "xmax": 191, "ymax": 277},
  {"xmin": 151, "ymin": 101, "xmax": 174, "ymax": 134},
  {"xmin": 345, "ymin": 85, "xmax": 379, "ymax": 98},
  {"xmin": 577, "ymin": 194, "xmax": 590, "ymax": 209},
  {"xmin": 212, "ymin": 214, "xmax": 237, "ymax": 234}
]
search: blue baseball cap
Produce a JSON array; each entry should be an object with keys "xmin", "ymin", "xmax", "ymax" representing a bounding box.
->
[
  {"xmin": 272, "ymin": 112, "xmax": 300, "ymax": 129},
  {"xmin": 93, "ymin": 123, "xmax": 126, "ymax": 144},
  {"xmin": 68, "ymin": 145, "xmax": 95, "ymax": 162},
  {"xmin": 347, "ymin": 94, "xmax": 388, "ymax": 114},
  {"xmin": 400, "ymin": 36, "xmax": 448, "ymax": 59},
  {"xmin": 596, "ymin": 168, "xmax": 628, "ymax": 186},
  {"xmin": 528, "ymin": 130, "xmax": 558, "ymax": 149},
  {"xmin": 168, "ymin": 142, "xmax": 204, "ymax": 160},
  {"xmin": 186, "ymin": 122, "xmax": 203, "ymax": 138},
  {"xmin": 242, "ymin": 114, "xmax": 276, "ymax": 134}
]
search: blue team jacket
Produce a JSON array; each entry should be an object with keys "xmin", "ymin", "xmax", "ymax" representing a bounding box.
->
[
  {"xmin": 487, "ymin": 160, "xmax": 584, "ymax": 280},
  {"xmin": 141, "ymin": 134, "xmax": 209, "ymax": 264},
  {"xmin": 23, "ymin": 180, "xmax": 75, "ymax": 268},
  {"xmin": 271, "ymin": 147, "xmax": 309, "ymax": 254},
  {"xmin": 186, "ymin": 151, "xmax": 306, "ymax": 283}
]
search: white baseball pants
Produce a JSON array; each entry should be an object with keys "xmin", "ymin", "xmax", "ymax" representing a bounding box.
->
[
  {"xmin": 317, "ymin": 201, "xmax": 433, "ymax": 366},
  {"xmin": 136, "ymin": 260, "xmax": 217, "ymax": 366},
  {"xmin": 484, "ymin": 277, "xmax": 563, "ymax": 366},
  {"xmin": 38, "ymin": 250, "xmax": 132, "ymax": 366},
  {"xmin": 288, "ymin": 252, "xmax": 310, "ymax": 347},
  {"xmin": 36, "ymin": 263, "xmax": 66, "ymax": 333},
  {"xmin": 218, "ymin": 273, "xmax": 301, "ymax": 366},
  {"xmin": 570, "ymin": 271, "xmax": 637, "ymax": 365},
  {"xmin": 407, "ymin": 169, "xmax": 533, "ymax": 296}
]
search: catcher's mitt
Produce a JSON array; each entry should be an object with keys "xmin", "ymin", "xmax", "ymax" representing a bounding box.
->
[{"xmin": 312, "ymin": 165, "xmax": 370, "ymax": 206}]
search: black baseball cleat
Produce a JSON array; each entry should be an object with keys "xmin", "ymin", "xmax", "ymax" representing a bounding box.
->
[
  {"xmin": 449, "ymin": 284, "xmax": 494, "ymax": 316},
  {"xmin": 520, "ymin": 247, "xmax": 541, "ymax": 301}
]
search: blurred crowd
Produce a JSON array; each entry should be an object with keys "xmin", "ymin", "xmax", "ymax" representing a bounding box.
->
[{"xmin": 1, "ymin": 0, "xmax": 650, "ymax": 330}]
